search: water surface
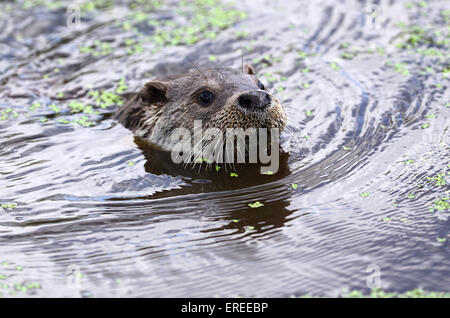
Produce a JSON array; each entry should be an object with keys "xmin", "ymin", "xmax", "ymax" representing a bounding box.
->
[{"xmin": 0, "ymin": 0, "xmax": 449, "ymax": 297}]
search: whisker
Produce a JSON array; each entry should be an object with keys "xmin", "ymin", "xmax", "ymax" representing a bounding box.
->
[{"xmin": 187, "ymin": 57, "xmax": 208, "ymax": 80}]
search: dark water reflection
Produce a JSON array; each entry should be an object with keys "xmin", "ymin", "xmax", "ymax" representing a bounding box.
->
[{"xmin": 0, "ymin": 0, "xmax": 449, "ymax": 297}]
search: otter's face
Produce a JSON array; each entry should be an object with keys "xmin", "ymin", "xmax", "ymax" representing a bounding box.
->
[{"xmin": 115, "ymin": 64, "xmax": 286, "ymax": 151}]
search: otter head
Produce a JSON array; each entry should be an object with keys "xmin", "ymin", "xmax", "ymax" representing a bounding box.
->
[{"xmin": 115, "ymin": 64, "xmax": 287, "ymax": 152}]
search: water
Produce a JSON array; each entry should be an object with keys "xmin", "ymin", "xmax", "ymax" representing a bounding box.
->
[{"xmin": 0, "ymin": 0, "xmax": 449, "ymax": 297}]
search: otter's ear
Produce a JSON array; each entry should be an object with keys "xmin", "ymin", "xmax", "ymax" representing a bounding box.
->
[
  {"xmin": 243, "ymin": 63, "xmax": 256, "ymax": 75},
  {"xmin": 139, "ymin": 81, "xmax": 168, "ymax": 105}
]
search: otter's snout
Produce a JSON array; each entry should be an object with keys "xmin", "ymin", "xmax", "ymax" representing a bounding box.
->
[{"xmin": 238, "ymin": 91, "xmax": 272, "ymax": 110}]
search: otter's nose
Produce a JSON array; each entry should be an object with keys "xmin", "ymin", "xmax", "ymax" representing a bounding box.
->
[{"xmin": 238, "ymin": 91, "xmax": 271, "ymax": 110}]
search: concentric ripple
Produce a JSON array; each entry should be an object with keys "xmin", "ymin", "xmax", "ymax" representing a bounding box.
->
[{"xmin": 0, "ymin": 0, "xmax": 449, "ymax": 297}]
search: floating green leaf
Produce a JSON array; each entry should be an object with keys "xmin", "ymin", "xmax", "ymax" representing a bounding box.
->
[{"xmin": 248, "ymin": 201, "xmax": 264, "ymax": 208}]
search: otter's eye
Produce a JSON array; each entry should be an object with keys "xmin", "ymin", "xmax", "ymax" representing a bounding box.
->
[
  {"xmin": 198, "ymin": 90, "xmax": 215, "ymax": 106},
  {"xmin": 257, "ymin": 80, "xmax": 265, "ymax": 90}
]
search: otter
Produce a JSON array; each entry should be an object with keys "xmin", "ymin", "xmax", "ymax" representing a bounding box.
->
[{"xmin": 115, "ymin": 64, "xmax": 287, "ymax": 167}]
